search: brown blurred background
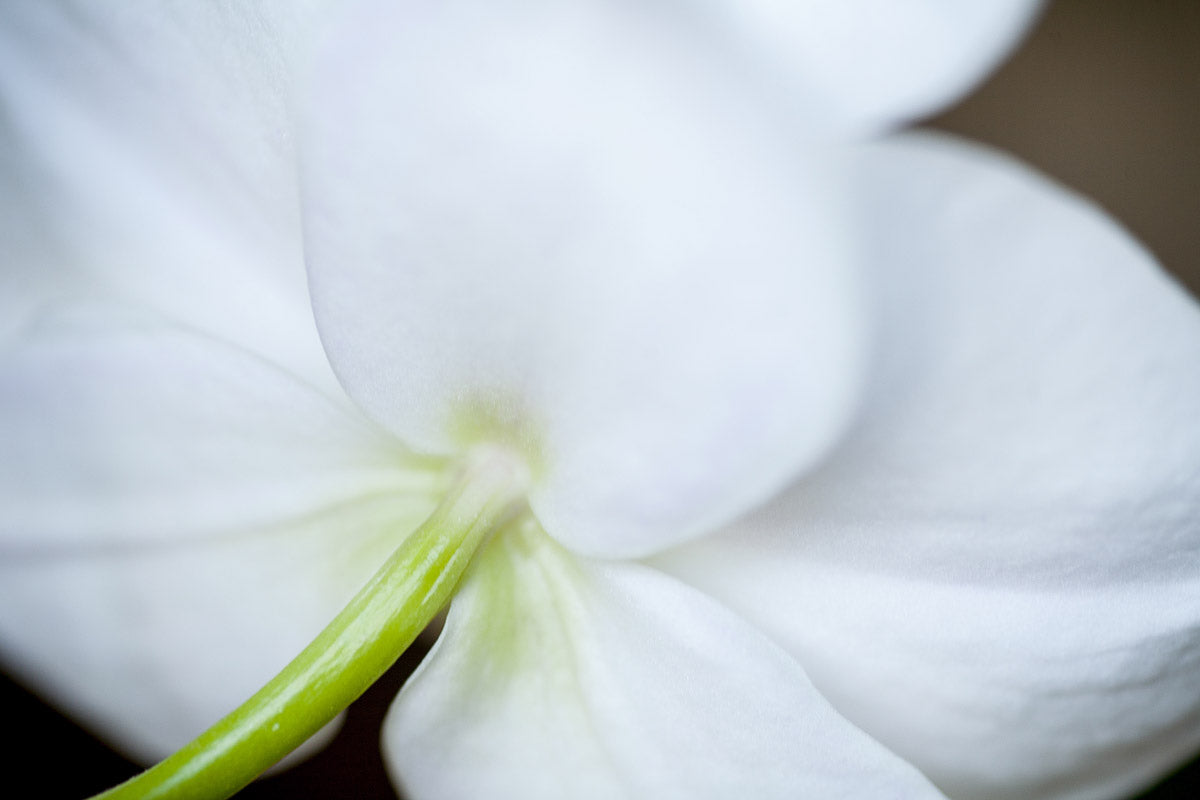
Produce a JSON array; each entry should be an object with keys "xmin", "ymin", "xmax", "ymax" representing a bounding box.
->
[
  {"xmin": 4, "ymin": 1, "xmax": 1199, "ymax": 797},
  {"xmin": 934, "ymin": 0, "xmax": 1200, "ymax": 295}
]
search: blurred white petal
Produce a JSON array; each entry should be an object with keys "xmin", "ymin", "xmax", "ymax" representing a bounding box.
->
[
  {"xmin": 697, "ymin": 0, "xmax": 1042, "ymax": 134},
  {"xmin": 0, "ymin": 2, "xmax": 334, "ymax": 387},
  {"xmin": 0, "ymin": 308, "xmax": 428, "ymax": 547},
  {"xmin": 0, "ymin": 310, "xmax": 442, "ymax": 758},
  {"xmin": 0, "ymin": 492, "xmax": 428, "ymax": 761}
]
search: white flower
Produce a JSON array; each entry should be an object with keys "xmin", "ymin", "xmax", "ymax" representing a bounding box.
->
[{"xmin": 3, "ymin": 2, "xmax": 1200, "ymax": 800}]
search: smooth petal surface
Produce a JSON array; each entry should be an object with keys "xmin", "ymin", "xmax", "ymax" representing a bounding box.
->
[
  {"xmin": 0, "ymin": 307, "xmax": 429, "ymax": 548},
  {"xmin": 655, "ymin": 554, "xmax": 1200, "ymax": 800},
  {"xmin": 302, "ymin": 0, "xmax": 865, "ymax": 557},
  {"xmin": 653, "ymin": 134, "xmax": 1200, "ymax": 799},
  {"xmin": 0, "ymin": 2, "xmax": 334, "ymax": 387},
  {"xmin": 0, "ymin": 309, "xmax": 442, "ymax": 758},
  {"xmin": 695, "ymin": 0, "xmax": 1042, "ymax": 134},
  {"xmin": 384, "ymin": 520, "xmax": 945, "ymax": 800},
  {"xmin": 0, "ymin": 493, "xmax": 430, "ymax": 761}
]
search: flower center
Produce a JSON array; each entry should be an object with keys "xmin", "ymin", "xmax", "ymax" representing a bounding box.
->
[{"xmin": 447, "ymin": 390, "xmax": 546, "ymax": 480}]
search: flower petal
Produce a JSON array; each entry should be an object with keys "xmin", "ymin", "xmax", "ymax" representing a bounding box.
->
[
  {"xmin": 0, "ymin": 495, "xmax": 421, "ymax": 761},
  {"xmin": 0, "ymin": 2, "xmax": 333, "ymax": 386},
  {"xmin": 652, "ymin": 134, "xmax": 1200, "ymax": 799},
  {"xmin": 0, "ymin": 308, "xmax": 441, "ymax": 758},
  {"xmin": 383, "ymin": 520, "xmax": 945, "ymax": 800},
  {"xmin": 698, "ymin": 0, "xmax": 1043, "ymax": 135},
  {"xmin": 0, "ymin": 307, "xmax": 431, "ymax": 548},
  {"xmin": 655, "ymin": 551, "xmax": 1200, "ymax": 800},
  {"xmin": 0, "ymin": 1, "xmax": 324, "ymax": 223},
  {"xmin": 301, "ymin": 0, "xmax": 866, "ymax": 557}
]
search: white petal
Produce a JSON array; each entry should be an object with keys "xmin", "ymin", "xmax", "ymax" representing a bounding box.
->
[
  {"xmin": 782, "ymin": 132, "xmax": 1200, "ymax": 585},
  {"xmin": 652, "ymin": 134, "xmax": 1200, "ymax": 799},
  {"xmin": 0, "ymin": 306, "xmax": 432, "ymax": 548},
  {"xmin": 0, "ymin": 492, "xmax": 429, "ymax": 761},
  {"xmin": 383, "ymin": 520, "xmax": 945, "ymax": 800},
  {"xmin": 0, "ymin": 2, "xmax": 334, "ymax": 387},
  {"xmin": 656, "ymin": 550, "xmax": 1200, "ymax": 800},
  {"xmin": 697, "ymin": 0, "xmax": 1043, "ymax": 134},
  {"xmin": 302, "ymin": 0, "xmax": 865, "ymax": 558},
  {"xmin": 0, "ymin": 308, "xmax": 441, "ymax": 757},
  {"xmin": 0, "ymin": 1, "xmax": 325, "ymax": 226}
]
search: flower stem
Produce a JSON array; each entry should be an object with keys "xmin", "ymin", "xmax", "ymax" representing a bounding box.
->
[{"xmin": 90, "ymin": 450, "xmax": 529, "ymax": 800}]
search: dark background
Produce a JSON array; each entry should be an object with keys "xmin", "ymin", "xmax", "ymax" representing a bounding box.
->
[{"xmin": 4, "ymin": 1, "xmax": 1199, "ymax": 797}]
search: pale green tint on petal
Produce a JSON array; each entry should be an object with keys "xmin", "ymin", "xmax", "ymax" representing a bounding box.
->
[
  {"xmin": 81, "ymin": 451, "xmax": 521, "ymax": 793},
  {"xmin": 302, "ymin": 0, "xmax": 865, "ymax": 558},
  {"xmin": 0, "ymin": 308, "xmax": 443, "ymax": 758},
  {"xmin": 0, "ymin": 2, "xmax": 334, "ymax": 388},
  {"xmin": 696, "ymin": 0, "xmax": 1042, "ymax": 134},
  {"xmin": 0, "ymin": 490, "xmax": 437, "ymax": 762},
  {"xmin": 383, "ymin": 518, "xmax": 946, "ymax": 800},
  {"xmin": 652, "ymin": 133, "xmax": 1200, "ymax": 799},
  {"xmin": 0, "ymin": 307, "xmax": 437, "ymax": 547}
]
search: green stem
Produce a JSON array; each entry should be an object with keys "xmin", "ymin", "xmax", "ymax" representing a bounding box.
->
[{"xmin": 91, "ymin": 451, "xmax": 529, "ymax": 800}]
